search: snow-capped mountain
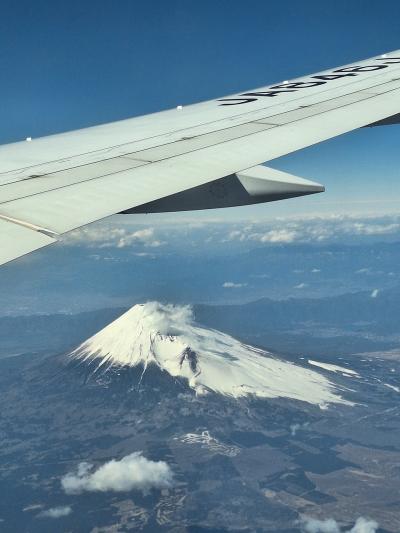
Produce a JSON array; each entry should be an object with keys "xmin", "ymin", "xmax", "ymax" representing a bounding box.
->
[{"xmin": 70, "ymin": 302, "xmax": 351, "ymax": 407}]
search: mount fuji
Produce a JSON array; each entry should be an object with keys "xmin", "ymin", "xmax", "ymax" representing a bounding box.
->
[
  {"xmin": 2, "ymin": 302, "xmax": 399, "ymax": 532},
  {"xmin": 70, "ymin": 302, "xmax": 351, "ymax": 407}
]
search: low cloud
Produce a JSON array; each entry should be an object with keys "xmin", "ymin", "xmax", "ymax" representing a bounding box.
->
[
  {"xmin": 23, "ymin": 504, "xmax": 43, "ymax": 512},
  {"xmin": 61, "ymin": 452, "xmax": 173, "ymax": 495},
  {"xmin": 352, "ymin": 222, "xmax": 400, "ymax": 235},
  {"xmin": 299, "ymin": 516, "xmax": 378, "ymax": 533},
  {"xmin": 64, "ymin": 226, "xmax": 165, "ymax": 249},
  {"xmin": 137, "ymin": 302, "xmax": 193, "ymax": 336},
  {"xmin": 370, "ymin": 289, "xmax": 379, "ymax": 298},
  {"xmin": 228, "ymin": 229, "xmax": 246, "ymax": 241},
  {"xmin": 117, "ymin": 228, "xmax": 165, "ymax": 249},
  {"xmin": 290, "ymin": 422, "xmax": 310, "ymax": 436},
  {"xmin": 356, "ymin": 268, "xmax": 371, "ymax": 274},
  {"xmin": 300, "ymin": 517, "xmax": 340, "ymax": 533},
  {"xmin": 350, "ymin": 518, "xmax": 379, "ymax": 533},
  {"xmin": 38, "ymin": 506, "xmax": 72, "ymax": 519},
  {"xmin": 222, "ymin": 281, "xmax": 247, "ymax": 288},
  {"xmin": 251, "ymin": 229, "xmax": 297, "ymax": 243}
]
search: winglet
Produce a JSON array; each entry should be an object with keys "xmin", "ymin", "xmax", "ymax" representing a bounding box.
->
[{"xmin": 237, "ymin": 165, "xmax": 325, "ymax": 201}]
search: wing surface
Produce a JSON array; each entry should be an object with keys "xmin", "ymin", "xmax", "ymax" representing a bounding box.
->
[{"xmin": 1, "ymin": 50, "xmax": 400, "ymax": 264}]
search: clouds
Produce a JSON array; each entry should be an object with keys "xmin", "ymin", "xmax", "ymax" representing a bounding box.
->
[
  {"xmin": 64, "ymin": 226, "xmax": 165, "ymax": 249},
  {"xmin": 226, "ymin": 214, "xmax": 400, "ymax": 245},
  {"xmin": 299, "ymin": 516, "xmax": 379, "ymax": 533},
  {"xmin": 289, "ymin": 422, "xmax": 309, "ymax": 436},
  {"xmin": 116, "ymin": 228, "xmax": 165, "ymax": 248},
  {"xmin": 228, "ymin": 227, "xmax": 298, "ymax": 244},
  {"xmin": 61, "ymin": 452, "xmax": 173, "ymax": 495},
  {"xmin": 61, "ymin": 214, "xmax": 400, "ymax": 254},
  {"xmin": 222, "ymin": 281, "xmax": 247, "ymax": 288},
  {"xmin": 139, "ymin": 301, "xmax": 194, "ymax": 336},
  {"xmin": 250, "ymin": 229, "xmax": 298, "ymax": 243},
  {"xmin": 38, "ymin": 506, "xmax": 72, "ymax": 519},
  {"xmin": 352, "ymin": 222, "xmax": 400, "ymax": 235},
  {"xmin": 300, "ymin": 517, "xmax": 341, "ymax": 533},
  {"xmin": 350, "ymin": 518, "xmax": 379, "ymax": 533}
]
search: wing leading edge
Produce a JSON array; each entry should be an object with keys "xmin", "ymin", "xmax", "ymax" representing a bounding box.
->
[{"xmin": 1, "ymin": 50, "xmax": 400, "ymax": 265}]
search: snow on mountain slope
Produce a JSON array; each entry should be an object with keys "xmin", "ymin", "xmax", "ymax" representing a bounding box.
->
[
  {"xmin": 308, "ymin": 359, "xmax": 359, "ymax": 377},
  {"xmin": 70, "ymin": 302, "xmax": 351, "ymax": 407}
]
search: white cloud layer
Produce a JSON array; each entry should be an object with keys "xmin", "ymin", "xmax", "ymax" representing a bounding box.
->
[
  {"xmin": 249, "ymin": 229, "xmax": 297, "ymax": 243},
  {"xmin": 61, "ymin": 214, "xmax": 400, "ymax": 252},
  {"xmin": 38, "ymin": 506, "xmax": 72, "ymax": 519},
  {"xmin": 300, "ymin": 516, "xmax": 379, "ymax": 533},
  {"xmin": 226, "ymin": 214, "xmax": 400, "ymax": 245},
  {"xmin": 352, "ymin": 222, "xmax": 400, "ymax": 235},
  {"xmin": 61, "ymin": 452, "xmax": 173, "ymax": 495},
  {"xmin": 64, "ymin": 226, "xmax": 165, "ymax": 249}
]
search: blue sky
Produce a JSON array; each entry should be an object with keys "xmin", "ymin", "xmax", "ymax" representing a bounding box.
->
[{"xmin": 0, "ymin": 0, "xmax": 399, "ymax": 217}]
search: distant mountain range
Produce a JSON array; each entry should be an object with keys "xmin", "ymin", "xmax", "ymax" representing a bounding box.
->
[
  {"xmin": 197, "ymin": 286, "xmax": 400, "ymax": 330},
  {"xmin": 1, "ymin": 239, "xmax": 399, "ymax": 315},
  {"xmin": 1, "ymin": 287, "xmax": 399, "ymax": 359}
]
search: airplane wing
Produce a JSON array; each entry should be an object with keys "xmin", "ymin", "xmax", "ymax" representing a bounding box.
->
[{"xmin": 1, "ymin": 50, "xmax": 400, "ymax": 265}]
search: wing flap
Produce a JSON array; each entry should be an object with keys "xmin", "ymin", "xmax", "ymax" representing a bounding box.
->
[
  {"xmin": 127, "ymin": 165, "xmax": 324, "ymax": 213},
  {"xmin": 367, "ymin": 112, "xmax": 400, "ymax": 127}
]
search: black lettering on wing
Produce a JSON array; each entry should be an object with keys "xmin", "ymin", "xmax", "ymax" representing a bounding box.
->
[
  {"xmin": 271, "ymin": 81, "xmax": 325, "ymax": 89},
  {"xmin": 242, "ymin": 90, "xmax": 295, "ymax": 98},
  {"xmin": 335, "ymin": 65, "xmax": 388, "ymax": 73},
  {"xmin": 218, "ymin": 98, "xmax": 258, "ymax": 106}
]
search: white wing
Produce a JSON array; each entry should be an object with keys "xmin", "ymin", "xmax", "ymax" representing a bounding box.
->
[{"xmin": 1, "ymin": 50, "xmax": 400, "ymax": 265}]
